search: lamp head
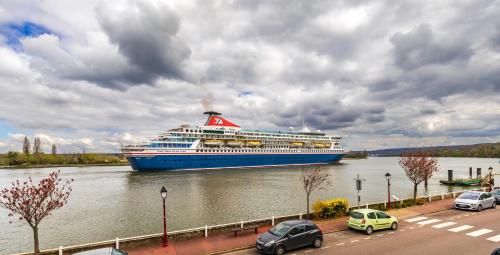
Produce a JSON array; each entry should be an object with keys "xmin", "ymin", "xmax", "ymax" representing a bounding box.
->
[
  {"xmin": 489, "ymin": 167, "xmax": 493, "ymax": 173},
  {"xmin": 385, "ymin": 172, "xmax": 391, "ymax": 181},
  {"xmin": 160, "ymin": 186, "xmax": 168, "ymax": 199}
]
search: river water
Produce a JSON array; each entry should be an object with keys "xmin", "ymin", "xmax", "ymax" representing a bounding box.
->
[{"xmin": 0, "ymin": 157, "xmax": 498, "ymax": 254}]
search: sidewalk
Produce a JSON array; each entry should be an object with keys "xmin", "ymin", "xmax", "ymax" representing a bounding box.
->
[{"xmin": 129, "ymin": 198, "xmax": 454, "ymax": 255}]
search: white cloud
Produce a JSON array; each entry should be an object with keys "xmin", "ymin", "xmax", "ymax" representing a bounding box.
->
[{"xmin": 0, "ymin": 0, "xmax": 499, "ymax": 152}]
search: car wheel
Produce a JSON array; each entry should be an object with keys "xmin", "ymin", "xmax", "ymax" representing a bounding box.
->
[
  {"xmin": 313, "ymin": 237, "xmax": 322, "ymax": 248},
  {"xmin": 365, "ymin": 226, "xmax": 373, "ymax": 235},
  {"xmin": 477, "ymin": 205, "xmax": 482, "ymax": 212},
  {"xmin": 274, "ymin": 245, "xmax": 285, "ymax": 255},
  {"xmin": 391, "ymin": 222, "xmax": 398, "ymax": 230}
]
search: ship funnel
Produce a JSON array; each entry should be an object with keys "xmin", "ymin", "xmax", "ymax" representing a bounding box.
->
[{"xmin": 203, "ymin": 112, "xmax": 240, "ymax": 128}]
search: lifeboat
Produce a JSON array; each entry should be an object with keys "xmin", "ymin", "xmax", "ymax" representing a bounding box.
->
[
  {"xmin": 246, "ymin": 141, "xmax": 261, "ymax": 147},
  {"xmin": 290, "ymin": 141, "xmax": 304, "ymax": 148},
  {"xmin": 226, "ymin": 140, "xmax": 244, "ymax": 147},
  {"xmin": 204, "ymin": 139, "xmax": 224, "ymax": 147},
  {"xmin": 314, "ymin": 143, "xmax": 331, "ymax": 148}
]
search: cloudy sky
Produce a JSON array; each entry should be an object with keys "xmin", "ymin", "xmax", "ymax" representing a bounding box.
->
[{"xmin": 0, "ymin": 0, "xmax": 499, "ymax": 153}]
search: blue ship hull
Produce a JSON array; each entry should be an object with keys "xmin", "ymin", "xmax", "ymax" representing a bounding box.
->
[{"xmin": 126, "ymin": 153, "xmax": 345, "ymax": 171}]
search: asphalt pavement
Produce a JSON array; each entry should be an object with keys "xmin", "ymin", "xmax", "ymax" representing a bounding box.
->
[{"xmin": 227, "ymin": 206, "xmax": 500, "ymax": 255}]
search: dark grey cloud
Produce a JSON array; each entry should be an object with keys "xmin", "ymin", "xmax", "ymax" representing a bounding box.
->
[
  {"xmin": 390, "ymin": 24, "xmax": 473, "ymax": 70},
  {"xmin": 96, "ymin": 1, "xmax": 192, "ymax": 87}
]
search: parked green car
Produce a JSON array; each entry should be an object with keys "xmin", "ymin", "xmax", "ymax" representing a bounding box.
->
[{"xmin": 347, "ymin": 209, "xmax": 398, "ymax": 235}]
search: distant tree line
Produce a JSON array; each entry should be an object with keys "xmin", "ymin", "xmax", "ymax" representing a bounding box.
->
[
  {"xmin": 345, "ymin": 150, "xmax": 368, "ymax": 159},
  {"xmin": 429, "ymin": 143, "xmax": 500, "ymax": 158},
  {"xmin": 370, "ymin": 143, "xmax": 500, "ymax": 158},
  {"xmin": 1, "ymin": 136, "xmax": 125, "ymax": 167}
]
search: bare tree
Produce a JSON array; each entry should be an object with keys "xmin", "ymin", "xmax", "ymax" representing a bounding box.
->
[
  {"xmin": 51, "ymin": 144, "xmax": 57, "ymax": 155},
  {"xmin": 23, "ymin": 136, "xmax": 30, "ymax": 155},
  {"xmin": 33, "ymin": 137, "xmax": 42, "ymax": 155},
  {"xmin": 300, "ymin": 166, "xmax": 330, "ymax": 219},
  {"xmin": 422, "ymin": 152, "xmax": 439, "ymax": 188},
  {"xmin": 399, "ymin": 151, "xmax": 439, "ymax": 202},
  {"xmin": 0, "ymin": 171, "xmax": 73, "ymax": 255}
]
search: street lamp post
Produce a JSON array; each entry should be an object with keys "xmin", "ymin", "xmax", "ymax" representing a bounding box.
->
[
  {"xmin": 385, "ymin": 172, "xmax": 391, "ymax": 209},
  {"xmin": 353, "ymin": 174, "xmax": 366, "ymax": 209},
  {"xmin": 489, "ymin": 167, "xmax": 493, "ymax": 192},
  {"xmin": 160, "ymin": 186, "xmax": 168, "ymax": 247}
]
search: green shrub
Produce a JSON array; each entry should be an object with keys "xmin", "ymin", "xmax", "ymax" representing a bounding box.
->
[
  {"xmin": 416, "ymin": 198, "xmax": 426, "ymax": 205},
  {"xmin": 313, "ymin": 198, "xmax": 349, "ymax": 219}
]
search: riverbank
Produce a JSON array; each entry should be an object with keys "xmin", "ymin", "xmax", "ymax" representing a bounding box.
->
[
  {"xmin": 0, "ymin": 162, "xmax": 130, "ymax": 169},
  {"xmin": 0, "ymin": 153, "xmax": 128, "ymax": 169}
]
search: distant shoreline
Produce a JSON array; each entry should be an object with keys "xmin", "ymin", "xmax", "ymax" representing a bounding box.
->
[{"xmin": 0, "ymin": 162, "xmax": 130, "ymax": 169}]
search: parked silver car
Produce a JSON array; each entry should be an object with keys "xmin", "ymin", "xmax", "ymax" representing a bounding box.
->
[
  {"xmin": 73, "ymin": 248, "xmax": 127, "ymax": 255},
  {"xmin": 454, "ymin": 191, "xmax": 496, "ymax": 211},
  {"xmin": 491, "ymin": 189, "xmax": 500, "ymax": 204}
]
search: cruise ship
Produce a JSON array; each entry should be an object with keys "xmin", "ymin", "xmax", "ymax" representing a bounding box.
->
[{"xmin": 121, "ymin": 112, "xmax": 347, "ymax": 171}]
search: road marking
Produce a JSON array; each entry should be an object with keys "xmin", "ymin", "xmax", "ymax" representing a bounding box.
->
[
  {"xmin": 304, "ymin": 250, "xmax": 314, "ymax": 253},
  {"xmin": 336, "ymin": 242, "xmax": 344, "ymax": 246},
  {"xmin": 409, "ymin": 227, "xmax": 415, "ymax": 230},
  {"xmin": 388, "ymin": 232, "xmax": 395, "ymax": 234},
  {"xmin": 376, "ymin": 234, "xmax": 384, "ymax": 237},
  {"xmin": 399, "ymin": 229, "xmax": 405, "ymax": 232},
  {"xmin": 418, "ymin": 219, "xmax": 442, "ymax": 225},
  {"xmin": 405, "ymin": 216, "xmax": 428, "ymax": 222},
  {"xmin": 487, "ymin": 235, "xmax": 500, "ymax": 242},
  {"xmin": 351, "ymin": 240, "xmax": 359, "ymax": 243},
  {"xmin": 466, "ymin": 229, "xmax": 493, "ymax": 237},
  {"xmin": 364, "ymin": 237, "xmax": 371, "ymax": 240},
  {"xmin": 432, "ymin": 222, "xmax": 457, "ymax": 229},
  {"xmin": 464, "ymin": 214, "xmax": 470, "ymax": 217},
  {"xmin": 321, "ymin": 246, "xmax": 331, "ymax": 249},
  {"xmin": 449, "ymin": 225, "xmax": 474, "ymax": 232}
]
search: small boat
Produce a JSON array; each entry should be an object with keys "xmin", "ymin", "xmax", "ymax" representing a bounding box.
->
[
  {"xmin": 439, "ymin": 179, "xmax": 482, "ymax": 186},
  {"xmin": 226, "ymin": 140, "xmax": 244, "ymax": 147}
]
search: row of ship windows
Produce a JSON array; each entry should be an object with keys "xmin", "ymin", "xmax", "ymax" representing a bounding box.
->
[
  {"xmin": 176, "ymin": 131, "xmax": 335, "ymax": 140},
  {"xmin": 194, "ymin": 149, "xmax": 343, "ymax": 153},
  {"xmin": 150, "ymin": 143, "xmax": 192, "ymax": 148},
  {"xmin": 172, "ymin": 135, "xmax": 333, "ymax": 142}
]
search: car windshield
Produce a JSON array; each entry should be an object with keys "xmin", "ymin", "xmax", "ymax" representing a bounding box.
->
[
  {"xmin": 349, "ymin": 212, "xmax": 364, "ymax": 219},
  {"xmin": 492, "ymin": 190, "xmax": 500, "ymax": 195},
  {"xmin": 459, "ymin": 193, "xmax": 480, "ymax": 200},
  {"xmin": 269, "ymin": 223, "xmax": 292, "ymax": 236}
]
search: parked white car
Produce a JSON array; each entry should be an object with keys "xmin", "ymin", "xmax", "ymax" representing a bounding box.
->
[
  {"xmin": 454, "ymin": 191, "xmax": 496, "ymax": 211},
  {"xmin": 73, "ymin": 248, "xmax": 127, "ymax": 255}
]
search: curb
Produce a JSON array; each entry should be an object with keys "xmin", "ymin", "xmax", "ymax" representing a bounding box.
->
[{"xmin": 211, "ymin": 203, "xmax": 455, "ymax": 255}]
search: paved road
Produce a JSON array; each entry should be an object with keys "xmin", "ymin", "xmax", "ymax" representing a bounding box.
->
[{"xmin": 227, "ymin": 207, "xmax": 500, "ymax": 255}]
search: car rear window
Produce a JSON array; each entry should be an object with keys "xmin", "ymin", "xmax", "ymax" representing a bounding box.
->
[
  {"xmin": 459, "ymin": 193, "xmax": 480, "ymax": 200},
  {"xmin": 350, "ymin": 212, "xmax": 364, "ymax": 219}
]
